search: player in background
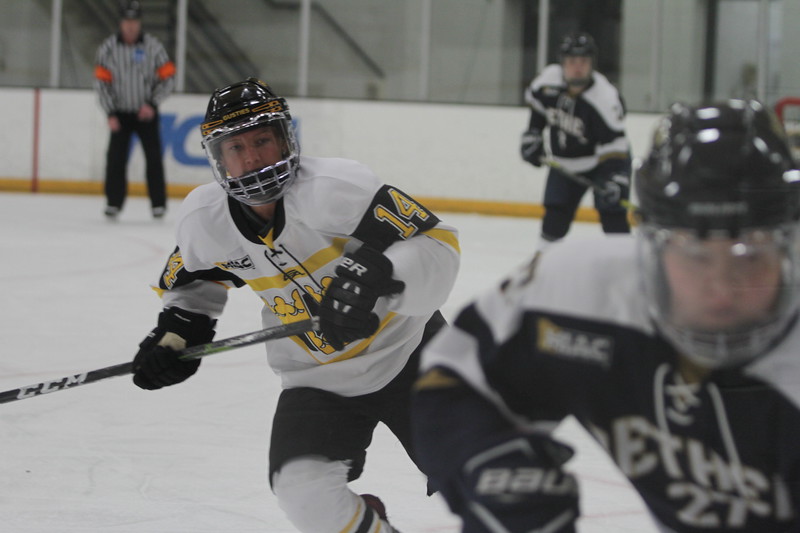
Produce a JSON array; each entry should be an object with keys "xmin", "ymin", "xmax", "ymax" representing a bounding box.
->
[
  {"xmin": 130, "ymin": 78, "xmax": 460, "ymax": 532},
  {"xmin": 413, "ymin": 100, "xmax": 800, "ymax": 532},
  {"xmin": 521, "ymin": 32, "xmax": 632, "ymax": 251}
]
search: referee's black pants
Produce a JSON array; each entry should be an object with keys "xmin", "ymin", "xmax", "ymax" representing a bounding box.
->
[{"xmin": 104, "ymin": 111, "xmax": 166, "ymax": 210}]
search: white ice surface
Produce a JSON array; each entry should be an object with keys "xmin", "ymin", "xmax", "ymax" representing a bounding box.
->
[{"xmin": 0, "ymin": 192, "xmax": 658, "ymax": 532}]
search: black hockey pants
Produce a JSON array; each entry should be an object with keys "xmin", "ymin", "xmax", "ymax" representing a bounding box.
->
[{"xmin": 541, "ymin": 165, "xmax": 629, "ymax": 241}]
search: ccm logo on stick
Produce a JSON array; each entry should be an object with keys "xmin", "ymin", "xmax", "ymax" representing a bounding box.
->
[{"xmin": 17, "ymin": 374, "xmax": 88, "ymax": 399}]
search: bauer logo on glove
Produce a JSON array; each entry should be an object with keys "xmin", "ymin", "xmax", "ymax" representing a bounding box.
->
[{"xmin": 340, "ymin": 256, "xmax": 369, "ymax": 277}]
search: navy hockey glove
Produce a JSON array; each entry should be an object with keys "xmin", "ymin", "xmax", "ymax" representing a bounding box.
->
[
  {"xmin": 459, "ymin": 432, "xmax": 579, "ymax": 533},
  {"xmin": 319, "ymin": 246, "xmax": 405, "ymax": 350},
  {"xmin": 132, "ymin": 307, "xmax": 216, "ymax": 390},
  {"xmin": 521, "ymin": 129, "xmax": 545, "ymax": 167}
]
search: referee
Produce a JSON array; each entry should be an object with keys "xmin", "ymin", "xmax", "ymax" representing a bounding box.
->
[{"xmin": 94, "ymin": 0, "xmax": 175, "ymax": 220}]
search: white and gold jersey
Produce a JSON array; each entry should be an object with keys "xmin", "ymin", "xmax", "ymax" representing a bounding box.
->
[{"xmin": 154, "ymin": 155, "xmax": 460, "ymax": 396}]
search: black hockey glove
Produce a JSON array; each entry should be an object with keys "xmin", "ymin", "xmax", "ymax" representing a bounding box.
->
[
  {"xmin": 597, "ymin": 174, "xmax": 630, "ymax": 206},
  {"xmin": 318, "ymin": 246, "xmax": 405, "ymax": 351},
  {"xmin": 132, "ymin": 307, "xmax": 216, "ymax": 390},
  {"xmin": 521, "ymin": 129, "xmax": 545, "ymax": 167},
  {"xmin": 458, "ymin": 432, "xmax": 579, "ymax": 533}
]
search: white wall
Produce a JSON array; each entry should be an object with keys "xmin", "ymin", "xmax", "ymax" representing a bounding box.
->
[{"xmin": 1, "ymin": 87, "xmax": 662, "ymax": 208}]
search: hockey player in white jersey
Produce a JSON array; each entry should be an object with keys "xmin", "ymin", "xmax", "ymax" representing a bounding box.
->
[
  {"xmin": 130, "ymin": 78, "xmax": 460, "ymax": 532},
  {"xmin": 413, "ymin": 99, "xmax": 800, "ymax": 532},
  {"xmin": 521, "ymin": 32, "xmax": 632, "ymax": 250}
]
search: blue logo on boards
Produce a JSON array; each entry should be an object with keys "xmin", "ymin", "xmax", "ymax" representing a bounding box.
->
[{"xmin": 129, "ymin": 115, "xmax": 301, "ymax": 167}]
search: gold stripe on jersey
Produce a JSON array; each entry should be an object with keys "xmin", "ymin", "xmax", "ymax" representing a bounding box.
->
[
  {"xmin": 296, "ymin": 238, "xmax": 348, "ymax": 276},
  {"xmin": 421, "ymin": 227, "xmax": 460, "ymax": 253},
  {"xmin": 258, "ymin": 227, "xmax": 276, "ymax": 248},
  {"xmin": 287, "ymin": 313, "xmax": 397, "ymax": 363},
  {"xmin": 325, "ymin": 313, "xmax": 396, "ymax": 363},
  {"xmin": 245, "ymin": 237, "xmax": 348, "ymax": 292},
  {"xmin": 339, "ymin": 498, "xmax": 365, "ymax": 533}
]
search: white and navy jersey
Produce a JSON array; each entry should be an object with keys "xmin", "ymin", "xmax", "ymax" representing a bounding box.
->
[
  {"xmin": 154, "ymin": 156, "xmax": 460, "ymax": 397},
  {"xmin": 416, "ymin": 236, "xmax": 800, "ymax": 532},
  {"xmin": 94, "ymin": 32, "xmax": 175, "ymax": 115},
  {"xmin": 524, "ymin": 64, "xmax": 630, "ymax": 174}
]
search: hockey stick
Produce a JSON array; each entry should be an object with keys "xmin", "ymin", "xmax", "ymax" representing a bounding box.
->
[
  {"xmin": 0, "ymin": 317, "xmax": 319, "ymax": 405},
  {"xmin": 542, "ymin": 159, "xmax": 635, "ymax": 211}
]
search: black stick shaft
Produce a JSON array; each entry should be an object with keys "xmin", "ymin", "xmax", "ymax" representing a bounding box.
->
[{"xmin": 0, "ymin": 318, "xmax": 318, "ymax": 405}]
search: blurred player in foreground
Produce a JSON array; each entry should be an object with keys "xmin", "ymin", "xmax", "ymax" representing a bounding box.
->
[
  {"xmin": 130, "ymin": 78, "xmax": 460, "ymax": 532},
  {"xmin": 521, "ymin": 32, "xmax": 632, "ymax": 250},
  {"xmin": 413, "ymin": 99, "xmax": 800, "ymax": 532}
]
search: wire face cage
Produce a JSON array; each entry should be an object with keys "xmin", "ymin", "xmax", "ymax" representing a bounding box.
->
[{"xmin": 776, "ymin": 97, "xmax": 800, "ymax": 163}]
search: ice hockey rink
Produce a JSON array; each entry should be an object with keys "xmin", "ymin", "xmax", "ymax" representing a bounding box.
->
[{"xmin": 0, "ymin": 191, "xmax": 658, "ymax": 532}]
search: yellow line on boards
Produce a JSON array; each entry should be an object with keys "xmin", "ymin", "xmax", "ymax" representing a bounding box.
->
[{"xmin": 0, "ymin": 178, "xmax": 602, "ymax": 222}]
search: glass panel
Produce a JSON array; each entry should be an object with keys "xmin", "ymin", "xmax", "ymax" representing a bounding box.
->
[
  {"xmin": 0, "ymin": 1, "xmax": 53, "ymax": 87},
  {"xmin": 308, "ymin": 0, "xmax": 415, "ymax": 100},
  {"xmin": 619, "ymin": 0, "xmax": 658, "ymax": 111},
  {"xmin": 59, "ymin": 0, "xmax": 120, "ymax": 89},
  {"xmin": 191, "ymin": 1, "xmax": 291, "ymax": 95},
  {"xmin": 713, "ymin": 0, "xmax": 777, "ymax": 103},
  {"xmin": 428, "ymin": 0, "xmax": 524, "ymax": 105},
  {"xmin": 776, "ymin": 0, "xmax": 800, "ymax": 101},
  {"xmin": 5, "ymin": 0, "xmax": 800, "ymax": 113},
  {"xmin": 621, "ymin": 0, "xmax": 707, "ymax": 112}
]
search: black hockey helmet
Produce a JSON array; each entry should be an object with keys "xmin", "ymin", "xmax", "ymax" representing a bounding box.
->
[
  {"xmin": 200, "ymin": 78, "xmax": 300, "ymax": 205},
  {"xmin": 558, "ymin": 32, "xmax": 597, "ymax": 61},
  {"xmin": 119, "ymin": 0, "xmax": 142, "ymax": 20},
  {"xmin": 636, "ymin": 99, "xmax": 800, "ymax": 235},
  {"xmin": 558, "ymin": 32, "xmax": 596, "ymax": 88},
  {"xmin": 635, "ymin": 99, "xmax": 800, "ymax": 369}
]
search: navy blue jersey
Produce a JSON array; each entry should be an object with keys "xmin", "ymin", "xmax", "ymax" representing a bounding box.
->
[
  {"xmin": 524, "ymin": 65, "xmax": 630, "ymax": 175},
  {"xmin": 414, "ymin": 235, "xmax": 800, "ymax": 532}
]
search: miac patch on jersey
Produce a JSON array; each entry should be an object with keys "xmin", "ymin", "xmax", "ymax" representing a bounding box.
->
[
  {"xmin": 352, "ymin": 185, "xmax": 440, "ymax": 251},
  {"xmin": 536, "ymin": 317, "xmax": 612, "ymax": 367},
  {"xmin": 214, "ymin": 255, "xmax": 255, "ymax": 271}
]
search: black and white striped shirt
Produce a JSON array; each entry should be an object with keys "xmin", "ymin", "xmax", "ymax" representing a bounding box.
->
[{"xmin": 94, "ymin": 32, "xmax": 175, "ymax": 115}]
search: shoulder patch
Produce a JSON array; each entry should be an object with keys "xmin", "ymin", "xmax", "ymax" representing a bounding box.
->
[{"xmin": 537, "ymin": 317, "xmax": 613, "ymax": 367}]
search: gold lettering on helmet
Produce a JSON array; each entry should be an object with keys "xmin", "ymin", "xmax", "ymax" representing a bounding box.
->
[
  {"xmin": 200, "ymin": 100, "xmax": 287, "ymax": 137},
  {"xmin": 222, "ymin": 107, "xmax": 252, "ymax": 121},
  {"xmin": 201, "ymin": 108, "xmax": 257, "ymax": 136}
]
